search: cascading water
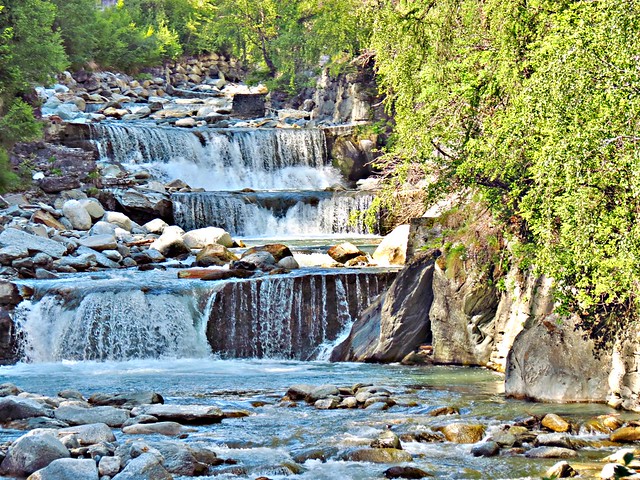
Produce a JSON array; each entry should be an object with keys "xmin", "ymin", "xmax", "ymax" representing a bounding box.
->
[
  {"xmin": 90, "ymin": 123, "xmax": 343, "ymax": 191},
  {"xmin": 12, "ymin": 269, "xmax": 395, "ymax": 363},
  {"xmin": 90, "ymin": 122, "xmax": 378, "ymax": 237},
  {"xmin": 172, "ymin": 191, "xmax": 378, "ymax": 235}
]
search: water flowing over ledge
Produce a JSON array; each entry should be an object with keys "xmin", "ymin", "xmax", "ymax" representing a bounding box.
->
[
  {"xmin": 12, "ymin": 269, "xmax": 395, "ymax": 363},
  {"xmin": 90, "ymin": 123, "xmax": 344, "ymax": 191},
  {"xmin": 172, "ymin": 190, "xmax": 378, "ymax": 236}
]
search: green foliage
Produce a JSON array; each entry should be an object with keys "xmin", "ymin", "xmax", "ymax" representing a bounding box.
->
[
  {"xmin": 51, "ymin": 0, "xmax": 99, "ymax": 68},
  {"xmin": 0, "ymin": 99, "xmax": 43, "ymax": 147},
  {"xmin": 368, "ymin": 0, "xmax": 640, "ymax": 342},
  {"xmin": 0, "ymin": 0, "xmax": 68, "ymax": 97},
  {"xmin": 0, "ymin": 147, "xmax": 19, "ymax": 193}
]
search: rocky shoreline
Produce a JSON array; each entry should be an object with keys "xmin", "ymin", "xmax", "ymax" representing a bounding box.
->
[{"xmin": 0, "ymin": 381, "xmax": 639, "ymax": 479}]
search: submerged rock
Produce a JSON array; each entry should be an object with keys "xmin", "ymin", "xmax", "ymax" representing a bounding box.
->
[
  {"xmin": 384, "ymin": 466, "xmax": 433, "ymax": 479},
  {"xmin": 341, "ymin": 448, "xmax": 412, "ymax": 463},
  {"xmin": 122, "ymin": 421, "xmax": 193, "ymax": 436},
  {"xmin": 439, "ymin": 423, "xmax": 485, "ymax": 444}
]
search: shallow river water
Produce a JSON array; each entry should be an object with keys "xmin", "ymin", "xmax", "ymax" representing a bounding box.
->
[{"xmin": 0, "ymin": 359, "xmax": 623, "ymax": 479}]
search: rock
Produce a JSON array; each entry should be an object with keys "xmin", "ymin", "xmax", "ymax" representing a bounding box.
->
[
  {"xmin": 243, "ymin": 244, "xmax": 293, "ymax": 263},
  {"xmin": 327, "ymin": 242, "xmax": 363, "ymax": 263},
  {"xmin": 373, "ymin": 225, "xmax": 410, "ymax": 266},
  {"xmin": 535, "ymin": 433, "xmax": 574, "ymax": 449},
  {"xmin": 112, "ymin": 453, "xmax": 172, "ymax": 480},
  {"xmin": 88, "ymin": 392, "xmax": 164, "ymax": 407},
  {"xmin": 62, "ymin": 200, "xmax": 93, "ymax": 230},
  {"xmin": 112, "ymin": 189, "xmax": 173, "ymax": 225},
  {"xmin": 122, "ymin": 422, "xmax": 191, "ymax": 436},
  {"xmin": 195, "ymin": 244, "xmax": 238, "ymax": 267},
  {"xmin": 79, "ymin": 199, "xmax": 105, "ymax": 220},
  {"xmin": 103, "ymin": 212, "xmax": 133, "ymax": 232},
  {"xmin": 384, "ymin": 466, "xmax": 433, "ymax": 479},
  {"xmin": 429, "ymin": 406, "xmax": 459, "ymax": 417},
  {"xmin": 31, "ymin": 210, "xmax": 66, "ymax": 231},
  {"xmin": 440, "ymin": 423, "xmax": 485, "ymax": 444},
  {"xmin": 307, "ymin": 384, "xmax": 340, "ymax": 402},
  {"xmin": 146, "ymin": 441, "xmax": 211, "ymax": 475},
  {"xmin": 183, "ymin": 227, "xmax": 234, "ymax": 249},
  {"xmin": 77, "ymin": 234, "xmax": 118, "ymax": 251},
  {"xmin": 38, "ymin": 177, "xmax": 82, "ymax": 194},
  {"xmin": 506, "ymin": 313, "xmax": 610, "ymax": 402},
  {"xmin": 525, "ymin": 447, "xmax": 577, "ymax": 458},
  {"xmin": 175, "ymin": 117, "xmax": 196, "ymax": 127},
  {"xmin": 27, "ymin": 458, "xmax": 99, "ymax": 480},
  {"xmin": 542, "ymin": 413, "xmax": 571, "ymax": 433},
  {"xmin": 232, "ymin": 93, "xmax": 266, "ymax": 118},
  {"xmin": 57, "ymin": 423, "xmax": 117, "ymax": 445},
  {"xmin": 150, "ymin": 226, "xmax": 189, "ymax": 257},
  {"xmin": 0, "ymin": 228, "xmax": 66, "ymax": 259},
  {"xmin": 471, "ymin": 441, "xmax": 500, "ymax": 457},
  {"xmin": 331, "ymin": 251, "xmax": 438, "ymax": 362},
  {"xmin": 277, "ymin": 256, "xmax": 299, "ymax": 269},
  {"xmin": 339, "ymin": 397, "xmax": 358, "ymax": 408},
  {"xmin": 290, "ymin": 446, "xmax": 339, "ymax": 464},
  {"xmin": 0, "ymin": 383, "xmax": 22, "ymax": 396},
  {"xmin": 611, "ymin": 426, "xmax": 640, "ymax": 443},
  {"xmin": 600, "ymin": 463, "xmax": 637, "ymax": 480},
  {"xmin": 0, "ymin": 432, "xmax": 70, "ymax": 476},
  {"xmin": 371, "ymin": 430, "xmax": 402, "ymax": 450},
  {"xmin": 0, "ymin": 396, "xmax": 51, "ymax": 421},
  {"xmin": 54, "ymin": 405, "xmax": 129, "ymax": 427},
  {"xmin": 143, "ymin": 219, "xmax": 169, "ymax": 234},
  {"xmin": 240, "ymin": 251, "xmax": 276, "ymax": 269},
  {"xmin": 286, "ymin": 384, "xmax": 314, "ymax": 401},
  {"xmin": 185, "ymin": 268, "xmax": 254, "ymax": 281},
  {"xmin": 99, "ymin": 456, "xmax": 121, "ymax": 476},
  {"xmin": 314, "ymin": 398, "xmax": 339, "ymax": 410},
  {"xmin": 0, "ymin": 245, "xmax": 29, "ymax": 265},
  {"xmin": 130, "ymin": 404, "xmax": 225, "ymax": 425},
  {"xmin": 55, "ymin": 253, "xmax": 96, "ymax": 270},
  {"xmin": 546, "ymin": 461, "xmax": 578, "ymax": 478},
  {"xmin": 341, "ymin": 448, "xmax": 412, "ymax": 463},
  {"xmin": 0, "ymin": 281, "xmax": 22, "ymax": 306}
]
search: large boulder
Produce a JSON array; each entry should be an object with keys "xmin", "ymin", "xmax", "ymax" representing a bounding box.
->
[
  {"xmin": 0, "ymin": 229, "xmax": 66, "ymax": 259},
  {"xmin": 0, "ymin": 432, "xmax": 70, "ymax": 477},
  {"xmin": 430, "ymin": 258, "xmax": 500, "ymax": 365},
  {"xmin": 54, "ymin": 405, "xmax": 129, "ymax": 427},
  {"xmin": 150, "ymin": 226, "xmax": 189, "ymax": 257},
  {"xmin": 102, "ymin": 211, "xmax": 133, "ymax": 232},
  {"xmin": 331, "ymin": 251, "xmax": 438, "ymax": 362},
  {"xmin": 57, "ymin": 423, "xmax": 116, "ymax": 445},
  {"xmin": 62, "ymin": 200, "xmax": 93, "ymax": 231},
  {"xmin": 373, "ymin": 224, "xmax": 410, "ymax": 266},
  {"xmin": 130, "ymin": 404, "xmax": 225, "ymax": 425},
  {"xmin": 112, "ymin": 188, "xmax": 173, "ymax": 225},
  {"xmin": 0, "ymin": 396, "xmax": 51, "ymax": 422},
  {"xmin": 243, "ymin": 244, "xmax": 293, "ymax": 263},
  {"xmin": 183, "ymin": 227, "xmax": 233, "ymax": 249},
  {"xmin": 195, "ymin": 244, "xmax": 237, "ymax": 267},
  {"xmin": 328, "ymin": 242, "xmax": 363, "ymax": 264},
  {"xmin": 28, "ymin": 458, "xmax": 99, "ymax": 480},
  {"xmin": 112, "ymin": 453, "xmax": 172, "ymax": 480},
  {"xmin": 505, "ymin": 313, "xmax": 611, "ymax": 402}
]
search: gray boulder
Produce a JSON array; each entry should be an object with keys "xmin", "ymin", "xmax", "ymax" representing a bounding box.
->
[
  {"xmin": 62, "ymin": 200, "xmax": 93, "ymax": 231},
  {"xmin": 0, "ymin": 396, "xmax": 51, "ymax": 421},
  {"xmin": 112, "ymin": 453, "xmax": 172, "ymax": 480},
  {"xmin": 183, "ymin": 227, "xmax": 233, "ymax": 249},
  {"xmin": 54, "ymin": 405, "xmax": 129, "ymax": 427},
  {"xmin": 57, "ymin": 423, "xmax": 117, "ymax": 445},
  {"xmin": 0, "ymin": 229, "xmax": 66, "ymax": 259},
  {"xmin": 0, "ymin": 432, "xmax": 70, "ymax": 476},
  {"xmin": 77, "ymin": 234, "xmax": 117, "ymax": 251},
  {"xmin": 130, "ymin": 404, "xmax": 224, "ymax": 425},
  {"xmin": 28, "ymin": 458, "xmax": 99, "ymax": 480}
]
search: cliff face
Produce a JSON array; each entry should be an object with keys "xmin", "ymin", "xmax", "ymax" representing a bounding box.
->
[{"xmin": 333, "ymin": 213, "xmax": 640, "ymax": 410}]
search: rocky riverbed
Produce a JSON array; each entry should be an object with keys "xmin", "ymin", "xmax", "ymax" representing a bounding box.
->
[{"xmin": 0, "ymin": 361, "xmax": 640, "ymax": 480}]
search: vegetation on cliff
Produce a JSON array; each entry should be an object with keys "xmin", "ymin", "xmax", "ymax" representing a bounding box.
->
[{"xmin": 367, "ymin": 0, "xmax": 640, "ymax": 341}]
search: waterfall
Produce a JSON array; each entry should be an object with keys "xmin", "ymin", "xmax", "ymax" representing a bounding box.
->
[
  {"xmin": 12, "ymin": 270, "xmax": 395, "ymax": 362},
  {"xmin": 90, "ymin": 123, "xmax": 344, "ymax": 191},
  {"xmin": 172, "ymin": 191, "xmax": 379, "ymax": 236},
  {"xmin": 13, "ymin": 289, "xmax": 212, "ymax": 362},
  {"xmin": 205, "ymin": 270, "xmax": 394, "ymax": 360}
]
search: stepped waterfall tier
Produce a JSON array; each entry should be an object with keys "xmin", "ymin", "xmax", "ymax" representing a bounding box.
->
[
  {"xmin": 173, "ymin": 191, "xmax": 378, "ymax": 235},
  {"xmin": 13, "ymin": 269, "xmax": 394, "ymax": 362},
  {"xmin": 90, "ymin": 123, "xmax": 343, "ymax": 191}
]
